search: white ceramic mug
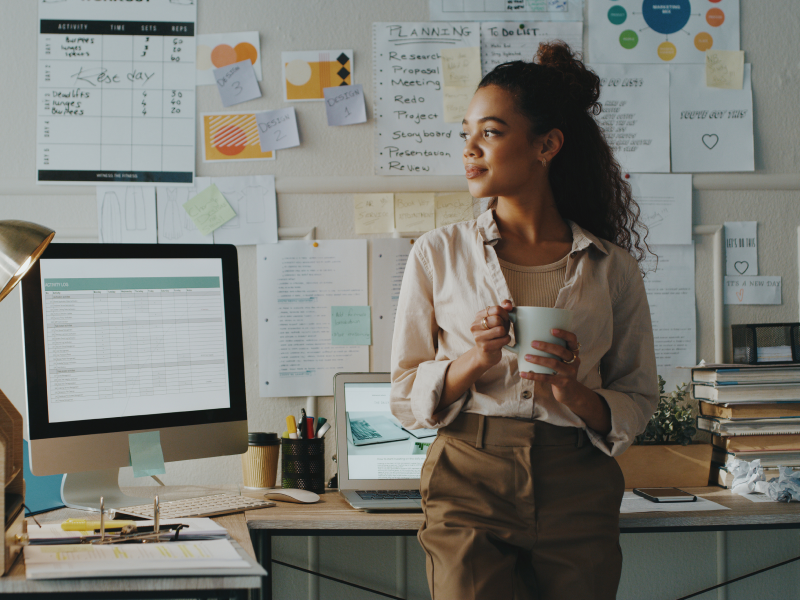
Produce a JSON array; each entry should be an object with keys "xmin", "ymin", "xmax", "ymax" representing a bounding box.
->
[{"xmin": 505, "ymin": 307, "xmax": 574, "ymax": 375}]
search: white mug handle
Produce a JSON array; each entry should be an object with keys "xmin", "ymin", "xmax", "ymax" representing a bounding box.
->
[{"xmin": 504, "ymin": 312, "xmax": 518, "ymax": 352}]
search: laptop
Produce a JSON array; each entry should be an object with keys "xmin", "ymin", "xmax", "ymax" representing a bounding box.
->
[{"xmin": 334, "ymin": 372, "xmax": 437, "ymax": 512}]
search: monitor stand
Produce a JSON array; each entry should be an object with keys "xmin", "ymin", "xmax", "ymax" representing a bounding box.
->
[{"xmin": 61, "ymin": 469, "xmax": 140, "ymax": 511}]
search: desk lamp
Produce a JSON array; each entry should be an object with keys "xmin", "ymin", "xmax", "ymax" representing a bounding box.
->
[{"xmin": 0, "ymin": 219, "xmax": 54, "ymax": 574}]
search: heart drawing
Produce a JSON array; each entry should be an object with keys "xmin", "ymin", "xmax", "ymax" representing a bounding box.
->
[
  {"xmin": 736, "ymin": 288, "xmax": 744, "ymax": 302},
  {"xmin": 734, "ymin": 261, "xmax": 750, "ymax": 275},
  {"xmin": 702, "ymin": 134, "xmax": 719, "ymax": 150}
]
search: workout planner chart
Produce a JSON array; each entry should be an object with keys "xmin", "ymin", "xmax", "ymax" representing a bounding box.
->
[{"xmin": 37, "ymin": 0, "xmax": 197, "ymax": 185}]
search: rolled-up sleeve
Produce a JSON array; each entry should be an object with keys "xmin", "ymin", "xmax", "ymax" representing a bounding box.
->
[
  {"xmin": 588, "ymin": 260, "xmax": 659, "ymax": 457},
  {"xmin": 390, "ymin": 244, "xmax": 468, "ymax": 430}
]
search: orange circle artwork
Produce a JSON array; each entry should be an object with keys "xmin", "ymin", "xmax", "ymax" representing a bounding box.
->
[
  {"xmin": 213, "ymin": 125, "xmax": 246, "ymax": 156},
  {"xmin": 211, "ymin": 44, "xmax": 238, "ymax": 68},
  {"xmin": 234, "ymin": 42, "xmax": 258, "ymax": 65},
  {"xmin": 694, "ymin": 32, "xmax": 713, "ymax": 51},
  {"xmin": 706, "ymin": 8, "xmax": 725, "ymax": 27}
]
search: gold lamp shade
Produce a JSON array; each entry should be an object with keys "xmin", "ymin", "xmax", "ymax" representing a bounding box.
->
[{"xmin": 0, "ymin": 220, "xmax": 55, "ymax": 304}]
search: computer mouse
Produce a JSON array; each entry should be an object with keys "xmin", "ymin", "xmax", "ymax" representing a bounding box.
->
[{"xmin": 264, "ymin": 489, "xmax": 320, "ymax": 504}]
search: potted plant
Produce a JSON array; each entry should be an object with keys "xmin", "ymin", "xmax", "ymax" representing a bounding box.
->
[{"xmin": 614, "ymin": 376, "xmax": 713, "ymax": 488}]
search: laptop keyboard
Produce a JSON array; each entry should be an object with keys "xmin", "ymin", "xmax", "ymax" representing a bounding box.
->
[
  {"xmin": 350, "ymin": 419, "xmax": 382, "ymax": 441},
  {"xmin": 356, "ymin": 490, "xmax": 422, "ymax": 500}
]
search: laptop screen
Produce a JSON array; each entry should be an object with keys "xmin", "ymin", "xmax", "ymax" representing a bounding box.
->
[{"xmin": 344, "ymin": 382, "xmax": 436, "ymax": 480}]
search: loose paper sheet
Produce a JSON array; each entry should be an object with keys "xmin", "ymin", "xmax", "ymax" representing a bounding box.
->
[
  {"xmin": 670, "ymin": 64, "xmax": 754, "ymax": 173},
  {"xmin": 202, "ymin": 112, "xmax": 275, "ymax": 162},
  {"xmin": 620, "ymin": 492, "xmax": 728, "ymax": 513},
  {"xmin": 197, "ymin": 31, "xmax": 262, "ymax": 85},
  {"xmin": 128, "ymin": 431, "xmax": 166, "ymax": 478},
  {"xmin": 324, "ymin": 84, "xmax": 367, "ymax": 126},
  {"xmin": 97, "ymin": 187, "xmax": 157, "ymax": 243},
  {"xmin": 706, "ymin": 50, "xmax": 745, "ymax": 89},
  {"xmin": 592, "ymin": 64, "xmax": 670, "ymax": 174},
  {"xmin": 257, "ymin": 240, "xmax": 368, "ymax": 397},
  {"xmin": 214, "ymin": 60, "xmax": 261, "ymax": 107},
  {"xmin": 331, "ymin": 306, "xmax": 372, "ymax": 345},
  {"xmin": 629, "ymin": 175, "xmax": 692, "ymax": 246},
  {"xmin": 588, "ymin": 1, "xmax": 740, "ymax": 64},
  {"xmin": 210, "ymin": 175, "xmax": 278, "ymax": 245},
  {"xmin": 429, "ymin": 0, "xmax": 584, "ymax": 22},
  {"xmin": 354, "ymin": 194, "xmax": 395, "ymax": 234},
  {"xmin": 724, "ymin": 221, "xmax": 758, "ymax": 276},
  {"xmin": 256, "ymin": 107, "xmax": 301, "ymax": 152},
  {"xmin": 395, "ymin": 193, "xmax": 435, "ymax": 233},
  {"xmin": 373, "ymin": 22, "xmax": 479, "ymax": 176},
  {"xmin": 642, "ymin": 245, "xmax": 696, "ymax": 391},
  {"xmin": 157, "ymin": 184, "xmax": 213, "ymax": 244},
  {"xmin": 37, "ymin": 0, "xmax": 197, "ymax": 185},
  {"xmin": 371, "ymin": 239, "xmax": 413, "ymax": 372},
  {"xmin": 183, "ymin": 184, "xmax": 236, "ymax": 236},
  {"xmin": 435, "ymin": 192, "xmax": 475, "ymax": 228},
  {"xmin": 724, "ymin": 277, "xmax": 781, "ymax": 305},
  {"xmin": 282, "ymin": 50, "xmax": 353, "ymax": 101},
  {"xmin": 480, "ymin": 22, "xmax": 583, "ymax": 74}
]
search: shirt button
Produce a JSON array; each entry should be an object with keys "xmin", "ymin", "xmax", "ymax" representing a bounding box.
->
[{"xmin": 522, "ymin": 390, "xmax": 532, "ymax": 400}]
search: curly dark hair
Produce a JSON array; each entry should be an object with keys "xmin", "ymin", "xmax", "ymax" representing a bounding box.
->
[{"xmin": 479, "ymin": 41, "xmax": 653, "ymax": 267}]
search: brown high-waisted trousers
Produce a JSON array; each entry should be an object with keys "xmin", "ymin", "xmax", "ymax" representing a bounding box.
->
[{"xmin": 418, "ymin": 412, "xmax": 625, "ymax": 600}]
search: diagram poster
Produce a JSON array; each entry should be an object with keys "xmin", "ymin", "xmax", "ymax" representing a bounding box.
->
[
  {"xmin": 670, "ymin": 64, "xmax": 753, "ymax": 173},
  {"xmin": 37, "ymin": 0, "xmax": 197, "ymax": 185},
  {"xmin": 430, "ymin": 0, "xmax": 584, "ymax": 22},
  {"xmin": 588, "ymin": 0, "xmax": 739, "ymax": 64},
  {"xmin": 373, "ymin": 22, "xmax": 479, "ymax": 176}
]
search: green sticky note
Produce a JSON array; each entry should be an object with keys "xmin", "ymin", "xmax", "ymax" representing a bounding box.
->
[
  {"xmin": 331, "ymin": 306, "xmax": 371, "ymax": 345},
  {"xmin": 182, "ymin": 183, "xmax": 237, "ymax": 236},
  {"xmin": 128, "ymin": 431, "xmax": 166, "ymax": 478}
]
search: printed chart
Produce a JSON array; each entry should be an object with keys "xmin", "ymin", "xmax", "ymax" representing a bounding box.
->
[
  {"xmin": 589, "ymin": 0, "xmax": 739, "ymax": 64},
  {"xmin": 37, "ymin": 0, "xmax": 197, "ymax": 184},
  {"xmin": 430, "ymin": 0, "xmax": 584, "ymax": 22}
]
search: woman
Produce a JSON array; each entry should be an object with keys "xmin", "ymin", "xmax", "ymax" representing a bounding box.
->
[{"xmin": 390, "ymin": 42, "xmax": 658, "ymax": 600}]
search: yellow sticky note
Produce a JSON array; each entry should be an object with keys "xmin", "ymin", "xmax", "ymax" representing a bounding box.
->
[
  {"xmin": 395, "ymin": 193, "xmax": 435, "ymax": 233},
  {"xmin": 706, "ymin": 50, "xmax": 744, "ymax": 89},
  {"xmin": 442, "ymin": 87, "xmax": 474, "ymax": 123},
  {"xmin": 435, "ymin": 193, "xmax": 474, "ymax": 228},
  {"xmin": 183, "ymin": 184, "xmax": 237, "ymax": 236},
  {"xmin": 441, "ymin": 47, "xmax": 482, "ymax": 88},
  {"xmin": 354, "ymin": 193, "xmax": 395, "ymax": 234}
]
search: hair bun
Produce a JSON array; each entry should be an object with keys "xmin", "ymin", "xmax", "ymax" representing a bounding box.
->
[{"xmin": 534, "ymin": 42, "xmax": 601, "ymax": 115}]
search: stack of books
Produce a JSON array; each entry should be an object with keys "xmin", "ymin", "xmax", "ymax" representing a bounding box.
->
[{"xmin": 691, "ymin": 363, "xmax": 800, "ymax": 488}]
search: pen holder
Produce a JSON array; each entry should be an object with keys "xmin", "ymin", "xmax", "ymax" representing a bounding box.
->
[{"xmin": 281, "ymin": 438, "xmax": 326, "ymax": 494}]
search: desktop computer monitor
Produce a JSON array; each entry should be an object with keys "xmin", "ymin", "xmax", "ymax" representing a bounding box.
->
[{"xmin": 20, "ymin": 243, "xmax": 248, "ymax": 510}]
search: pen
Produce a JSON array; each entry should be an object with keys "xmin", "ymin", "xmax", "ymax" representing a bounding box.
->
[
  {"xmin": 315, "ymin": 417, "xmax": 327, "ymax": 434},
  {"xmin": 316, "ymin": 422, "xmax": 331, "ymax": 439},
  {"xmin": 306, "ymin": 416, "xmax": 315, "ymax": 439},
  {"xmin": 300, "ymin": 409, "xmax": 307, "ymax": 439},
  {"xmin": 286, "ymin": 416, "xmax": 299, "ymax": 440},
  {"xmin": 61, "ymin": 519, "xmax": 137, "ymax": 531}
]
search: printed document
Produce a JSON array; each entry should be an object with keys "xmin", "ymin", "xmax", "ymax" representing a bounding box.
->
[{"xmin": 371, "ymin": 239, "xmax": 413, "ymax": 372}]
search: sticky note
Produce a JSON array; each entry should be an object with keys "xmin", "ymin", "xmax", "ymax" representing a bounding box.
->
[
  {"xmin": 724, "ymin": 221, "xmax": 758, "ymax": 276},
  {"xmin": 441, "ymin": 47, "xmax": 482, "ymax": 88},
  {"xmin": 324, "ymin": 84, "xmax": 367, "ymax": 126},
  {"xmin": 395, "ymin": 193, "xmax": 435, "ymax": 232},
  {"xmin": 331, "ymin": 306, "xmax": 371, "ymax": 345},
  {"xmin": 183, "ymin": 184, "xmax": 237, "ymax": 236},
  {"xmin": 442, "ymin": 87, "xmax": 474, "ymax": 123},
  {"xmin": 214, "ymin": 59, "xmax": 262, "ymax": 107},
  {"xmin": 724, "ymin": 276, "xmax": 781, "ymax": 305},
  {"xmin": 706, "ymin": 50, "xmax": 745, "ymax": 89},
  {"xmin": 354, "ymin": 193, "xmax": 394, "ymax": 234},
  {"xmin": 256, "ymin": 107, "xmax": 301, "ymax": 152},
  {"xmin": 128, "ymin": 431, "xmax": 166, "ymax": 478},
  {"xmin": 435, "ymin": 193, "xmax": 474, "ymax": 228}
]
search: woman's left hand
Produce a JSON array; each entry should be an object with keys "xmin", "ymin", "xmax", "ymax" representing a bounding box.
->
[{"xmin": 521, "ymin": 328, "xmax": 583, "ymax": 405}]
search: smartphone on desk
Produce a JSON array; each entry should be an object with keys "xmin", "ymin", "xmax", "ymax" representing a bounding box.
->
[{"xmin": 633, "ymin": 487, "xmax": 697, "ymax": 503}]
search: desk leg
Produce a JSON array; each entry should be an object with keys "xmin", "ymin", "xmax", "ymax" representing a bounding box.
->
[{"xmin": 258, "ymin": 530, "xmax": 272, "ymax": 600}]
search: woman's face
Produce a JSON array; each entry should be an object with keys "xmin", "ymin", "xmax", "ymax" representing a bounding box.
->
[{"xmin": 461, "ymin": 85, "xmax": 543, "ymax": 200}]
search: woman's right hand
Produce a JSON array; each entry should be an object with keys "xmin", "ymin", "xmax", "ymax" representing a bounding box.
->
[{"xmin": 469, "ymin": 300, "xmax": 513, "ymax": 371}]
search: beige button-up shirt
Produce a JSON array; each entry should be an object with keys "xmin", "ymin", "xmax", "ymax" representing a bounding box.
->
[{"xmin": 390, "ymin": 210, "xmax": 658, "ymax": 457}]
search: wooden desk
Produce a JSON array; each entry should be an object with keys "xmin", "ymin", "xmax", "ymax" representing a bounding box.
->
[
  {"xmin": 245, "ymin": 487, "xmax": 800, "ymax": 599},
  {"xmin": 0, "ymin": 486, "xmax": 266, "ymax": 599}
]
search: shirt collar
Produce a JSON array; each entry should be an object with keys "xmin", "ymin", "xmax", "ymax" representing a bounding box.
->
[{"xmin": 476, "ymin": 209, "xmax": 609, "ymax": 256}]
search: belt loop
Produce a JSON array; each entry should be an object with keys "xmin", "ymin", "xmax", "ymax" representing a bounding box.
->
[
  {"xmin": 576, "ymin": 428, "xmax": 585, "ymax": 448},
  {"xmin": 476, "ymin": 415, "xmax": 485, "ymax": 449}
]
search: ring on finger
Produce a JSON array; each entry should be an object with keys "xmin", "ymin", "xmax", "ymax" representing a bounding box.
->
[
  {"xmin": 564, "ymin": 352, "xmax": 577, "ymax": 365},
  {"xmin": 481, "ymin": 317, "xmax": 490, "ymax": 330}
]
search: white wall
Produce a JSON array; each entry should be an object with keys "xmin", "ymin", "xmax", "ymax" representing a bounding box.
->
[{"xmin": 1, "ymin": 1, "xmax": 800, "ymax": 598}]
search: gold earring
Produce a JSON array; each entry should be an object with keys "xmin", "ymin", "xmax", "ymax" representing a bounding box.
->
[{"xmin": 540, "ymin": 158, "xmax": 547, "ymax": 168}]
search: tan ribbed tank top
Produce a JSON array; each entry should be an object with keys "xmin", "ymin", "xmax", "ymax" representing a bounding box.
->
[{"xmin": 499, "ymin": 253, "xmax": 569, "ymax": 308}]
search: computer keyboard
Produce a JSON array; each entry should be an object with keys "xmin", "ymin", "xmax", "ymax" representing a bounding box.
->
[
  {"xmin": 114, "ymin": 493, "xmax": 274, "ymax": 519},
  {"xmin": 356, "ymin": 490, "xmax": 422, "ymax": 500},
  {"xmin": 351, "ymin": 419, "xmax": 382, "ymax": 441}
]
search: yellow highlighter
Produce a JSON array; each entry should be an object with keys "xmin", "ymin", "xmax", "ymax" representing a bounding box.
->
[
  {"xmin": 286, "ymin": 416, "xmax": 299, "ymax": 439},
  {"xmin": 61, "ymin": 519, "xmax": 137, "ymax": 531}
]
